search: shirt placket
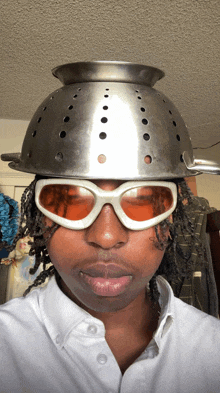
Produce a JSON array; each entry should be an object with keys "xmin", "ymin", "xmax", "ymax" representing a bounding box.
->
[{"xmin": 64, "ymin": 319, "xmax": 123, "ymax": 393}]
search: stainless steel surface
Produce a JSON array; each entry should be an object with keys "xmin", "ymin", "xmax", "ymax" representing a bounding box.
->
[
  {"xmin": 2, "ymin": 61, "xmax": 216, "ymax": 180},
  {"xmin": 52, "ymin": 61, "xmax": 165, "ymax": 87}
]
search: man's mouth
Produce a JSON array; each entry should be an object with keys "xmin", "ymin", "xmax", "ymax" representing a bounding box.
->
[
  {"xmin": 79, "ymin": 263, "xmax": 133, "ymax": 297},
  {"xmin": 81, "ymin": 262, "xmax": 132, "ymax": 278}
]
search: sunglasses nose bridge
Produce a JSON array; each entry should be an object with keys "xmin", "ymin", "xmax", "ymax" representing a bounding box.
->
[{"xmin": 96, "ymin": 192, "xmax": 118, "ymax": 214}]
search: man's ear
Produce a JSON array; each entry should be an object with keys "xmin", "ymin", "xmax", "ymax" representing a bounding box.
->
[
  {"xmin": 42, "ymin": 216, "xmax": 56, "ymax": 240},
  {"xmin": 168, "ymin": 214, "xmax": 173, "ymax": 224},
  {"xmin": 161, "ymin": 215, "xmax": 172, "ymax": 240},
  {"xmin": 42, "ymin": 215, "xmax": 54, "ymax": 227}
]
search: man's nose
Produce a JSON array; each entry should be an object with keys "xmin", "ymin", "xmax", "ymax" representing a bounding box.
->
[{"xmin": 85, "ymin": 204, "xmax": 128, "ymax": 249}]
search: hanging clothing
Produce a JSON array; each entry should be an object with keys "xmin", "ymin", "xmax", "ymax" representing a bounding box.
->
[{"xmin": 170, "ymin": 196, "xmax": 219, "ymax": 317}]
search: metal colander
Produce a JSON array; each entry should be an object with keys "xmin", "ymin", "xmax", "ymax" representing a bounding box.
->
[{"xmin": 2, "ymin": 61, "xmax": 220, "ymax": 179}]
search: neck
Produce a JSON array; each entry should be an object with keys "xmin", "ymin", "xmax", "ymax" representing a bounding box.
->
[
  {"xmin": 57, "ymin": 275, "xmax": 160, "ymax": 374},
  {"xmin": 88, "ymin": 289, "xmax": 159, "ymax": 333},
  {"xmin": 57, "ymin": 274, "xmax": 160, "ymax": 334}
]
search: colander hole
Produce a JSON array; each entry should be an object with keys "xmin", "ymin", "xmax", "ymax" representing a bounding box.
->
[
  {"xmin": 140, "ymin": 107, "xmax": 145, "ymax": 112},
  {"xmin": 163, "ymin": 99, "xmax": 166, "ymax": 103},
  {"xmin": 173, "ymin": 121, "xmax": 177, "ymax": 127},
  {"xmin": 68, "ymin": 105, "xmax": 73, "ymax": 110},
  {"xmin": 169, "ymin": 110, "xmax": 172, "ymax": 115},
  {"xmin": 105, "ymin": 88, "xmax": 109, "ymax": 91},
  {"xmin": 144, "ymin": 155, "xmax": 152, "ymax": 164},
  {"xmin": 50, "ymin": 96, "xmax": 54, "ymax": 100},
  {"xmin": 103, "ymin": 106, "xmax": 108, "ymax": 110},
  {"xmin": 176, "ymin": 134, "xmax": 180, "ymax": 141},
  {"xmin": 78, "ymin": 88, "xmax": 81, "ymax": 91},
  {"xmin": 38, "ymin": 117, "xmax": 42, "ymax": 123},
  {"xmin": 104, "ymin": 95, "xmax": 109, "ymax": 98},
  {"xmin": 101, "ymin": 117, "xmax": 108, "ymax": 123},
  {"xmin": 60, "ymin": 131, "xmax": 66, "ymax": 138},
  {"xmin": 143, "ymin": 133, "xmax": 150, "ymax": 141},
  {"xmin": 99, "ymin": 132, "xmax": 107, "ymax": 139},
  {"xmin": 43, "ymin": 107, "xmax": 47, "ymax": 111},
  {"xmin": 55, "ymin": 152, "xmax": 63, "ymax": 162},
  {"xmin": 180, "ymin": 154, "xmax": 184, "ymax": 163},
  {"xmin": 27, "ymin": 151, "xmax": 32, "ymax": 158},
  {"xmin": 32, "ymin": 131, "xmax": 37, "ymax": 137},
  {"xmin": 64, "ymin": 116, "xmax": 70, "ymax": 123},
  {"xmin": 138, "ymin": 96, "xmax": 142, "ymax": 100},
  {"xmin": 98, "ymin": 154, "xmax": 106, "ymax": 163},
  {"xmin": 136, "ymin": 90, "xmax": 139, "ymax": 93},
  {"xmin": 142, "ymin": 119, "xmax": 148, "ymax": 125},
  {"xmin": 73, "ymin": 94, "xmax": 78, "ymax": 99}
]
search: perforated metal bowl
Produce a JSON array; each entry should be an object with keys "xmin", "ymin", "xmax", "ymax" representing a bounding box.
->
[{"xmin": 2, "ymin": 61, "xmax": 220, "ymax": 179}]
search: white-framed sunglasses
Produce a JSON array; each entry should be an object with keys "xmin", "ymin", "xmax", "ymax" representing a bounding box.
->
[{"xmin": 35, "ymin": 179, "xmax": 177, "ymax": 231}]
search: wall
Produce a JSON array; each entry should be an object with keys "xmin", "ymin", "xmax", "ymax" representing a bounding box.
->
[
  {"xmin": 1, "ymin": 119, "xmax": 220, "ymax": 210},
  {"xmin": 0, "ymin": 119, "xmax": 29, "ymax": 177},
  {"xmin": 197, "ymin": 174, "xmax": 220, "ymax": 210}
]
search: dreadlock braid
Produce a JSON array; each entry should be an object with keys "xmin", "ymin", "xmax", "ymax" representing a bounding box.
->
[
  {"xmin": 5, "ymin": 176, "xmax": 60, "ymax": 295},
  {"xmin": 149, "ymin": 274, "xmax": 160, "ymax": 303},
  {"xmin": 23, "ymin": 265, "xmax": 55, "ymax": 296}
]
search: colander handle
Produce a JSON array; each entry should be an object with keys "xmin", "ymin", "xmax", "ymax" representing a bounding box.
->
[
  {"xmin": 183, "ymin": 151, "xmax": 220, "ymax": 175},
  {"xmin": 1, "ymin": 153, "xmax": 21, "ymax": 163}
]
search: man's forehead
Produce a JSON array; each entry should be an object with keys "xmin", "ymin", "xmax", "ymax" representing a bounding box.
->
[{"xmin": 90, "ymin": 179, "xmax": 126, "ymax": 188}]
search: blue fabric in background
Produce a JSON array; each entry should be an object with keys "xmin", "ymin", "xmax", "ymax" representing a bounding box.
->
[{"xmin": 0, "ymin": 248, "xmax": 9, "ymax": 259}]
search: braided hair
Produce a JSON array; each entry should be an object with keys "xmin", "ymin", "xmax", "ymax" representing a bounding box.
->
[{"xmin": 7, "ymin": 175, "xmax": 206, "ymax": 303}]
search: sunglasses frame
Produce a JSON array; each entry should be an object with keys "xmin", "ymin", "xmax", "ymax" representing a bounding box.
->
[{"xmin": 35, "ymin": 179, "xmax": 177, "ymax": 231}]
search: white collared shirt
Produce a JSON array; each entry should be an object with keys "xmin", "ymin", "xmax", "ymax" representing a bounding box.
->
[{"xmin": 0, "ymin": 275, "xmax": 220, "ymax": 393}]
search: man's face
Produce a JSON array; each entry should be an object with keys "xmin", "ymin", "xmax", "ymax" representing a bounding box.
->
[{"xmin": 45, "ymin": 180, "xmax": 169, "ymax": 313}]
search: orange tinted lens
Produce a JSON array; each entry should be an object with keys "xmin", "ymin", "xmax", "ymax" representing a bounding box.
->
[
  {"xmin": 39, "ymin": 184, "xmax": 95, "ymax": 220},
  {"xmin": 120, "ymin": 186, "xmax": 173, "ymax": 221}
]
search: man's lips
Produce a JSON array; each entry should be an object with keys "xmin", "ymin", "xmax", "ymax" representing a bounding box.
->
[
  {"xmin": 79, "ymin": 263, "xmax": 134, "ymax": 297},
  {"xmin": 80, "ymin": 262, "xmax": 133, "ymax": 279}
]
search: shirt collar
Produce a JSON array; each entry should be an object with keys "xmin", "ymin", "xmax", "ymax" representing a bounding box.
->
[
  {"xmin": 153, "ymin": 275, "xmax": 174, "ymax": 347},
  {"xmin": 39, "ymin": 275, "xmax": 174, "ymax": 349},
  {"xmin": 39, "ymin": 276, "xmax": 105, "ymax": 348}
]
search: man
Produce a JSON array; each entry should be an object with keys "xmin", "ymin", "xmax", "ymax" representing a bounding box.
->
[{"xmin": 1, "ymin": 61, "xmax": 220, "ymax": 392}]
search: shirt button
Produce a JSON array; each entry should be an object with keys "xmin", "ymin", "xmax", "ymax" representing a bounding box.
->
[
  {"xmin": 97, "ymin": 353, "xmax": 108, "ymax": 364},
  {"xmin": 87, "ymin": 324, "xmax": 98, "ymax": 334}
]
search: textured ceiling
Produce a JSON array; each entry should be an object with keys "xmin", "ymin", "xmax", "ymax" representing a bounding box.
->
[{"xmin": 1, "ymin": 0, "xmax": 220, "ymax": 154}]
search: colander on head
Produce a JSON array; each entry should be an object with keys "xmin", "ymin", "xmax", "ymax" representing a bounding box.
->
[{"xmin": 2, "ymin": 61, "xmax": 220, "ymax": 179}]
